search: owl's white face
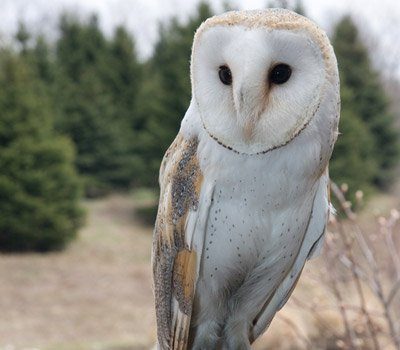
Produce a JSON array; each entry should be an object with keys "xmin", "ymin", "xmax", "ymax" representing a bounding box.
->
[{"xmin": 191, "ymin": 11, "xmax": 336, "ymax": 154}]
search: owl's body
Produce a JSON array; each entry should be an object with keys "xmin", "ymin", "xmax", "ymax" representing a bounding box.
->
[{"xmin": 152, "ymin": 9, "xmax": 339, "ymax": 350}]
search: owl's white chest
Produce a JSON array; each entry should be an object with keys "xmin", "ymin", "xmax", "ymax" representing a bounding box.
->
[
  {"xmin": 177, "ymin": 94, "xmax": 335, "ymax": 334},
  {"xmin": 192, "ymin": 129, "xmax": 321, "ymax": 312},
  {"xmin": 201, "ymin": 174, "xmax": 312, "ymax": 286}
]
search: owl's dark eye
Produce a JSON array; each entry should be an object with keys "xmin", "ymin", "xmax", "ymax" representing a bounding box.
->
[
  {"xmin": 218, "ymin": 65, "xmax": 232, "ymax": 85},
  {"xmin": 269, "ymin": 64, "xmax": 292, "ymax": 85}
]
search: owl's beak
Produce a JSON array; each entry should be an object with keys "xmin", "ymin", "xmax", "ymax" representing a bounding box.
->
[{"xmin": 233, "ymin": 82, "xmax": 268, "ymax": 142}]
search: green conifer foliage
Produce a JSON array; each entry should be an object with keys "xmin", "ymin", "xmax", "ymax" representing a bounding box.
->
[
  {"xmin": 55, "ymin": 15, "xmax": 137, "ymax": 195},
  {"xmin": 0, "ymin": 52, "xmax": 83, "ymax": 252},
  {"xmin": 330, "ymin": 87, "xmax": 378, "ymax": 198},
  {"xmin": 107, "ymin": 26, "xmax": 142, "ymax": 130},
  {"xmin": 332, "ymin": 16, "xmax": 399, "ymax": 188}
]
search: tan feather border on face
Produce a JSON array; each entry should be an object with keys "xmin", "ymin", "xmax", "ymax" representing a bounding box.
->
[{"xmin": 193, "ymin": 9, "xmax": 337, "ymax": 80}]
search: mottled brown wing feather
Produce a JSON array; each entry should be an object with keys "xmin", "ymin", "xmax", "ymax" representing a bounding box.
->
[{"xmin": 153, "ymin": 133, "xmax": 203, "ymax": 350}]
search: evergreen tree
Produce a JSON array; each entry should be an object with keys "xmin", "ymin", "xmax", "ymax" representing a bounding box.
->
[
  {"xmin": 107, "ymin": 26, "xmax": 142, "ymax": 130},
  {"xmin": 332, "ymin": 16, "xmax": 399, "ymax": 188},
  {"xmin": 0, "ymin": 51, "xmax": 83, "ymax": 252},
  {"xmin": 19, "ymin": 34, "xmax": 59, "ymax": 110},
  {"xmin": 330, "ymin": 87, "xmax": 379, "ymax": 199},
  {"xmin": 293, "ymin": 1, "xmax": 305, "ymax": 15},
  {"xmin": 137, "ymin": 2, "xmax": 213, "ymax": 186},
  {"xmin": 55, "ymin": 14, "xmax": 136, "ymax": 194},
  {"xmin": 15, "ymin": 22, "xmax": 30, "ymax": 54},
  {"xmin": 31, "ymin": 35, "xmax": 56, "ymax": 84}
]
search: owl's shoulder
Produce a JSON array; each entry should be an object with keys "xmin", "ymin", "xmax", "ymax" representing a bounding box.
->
[{"xmin": 157, "ymin": 133, "xmax": 203, "ymax": 244}]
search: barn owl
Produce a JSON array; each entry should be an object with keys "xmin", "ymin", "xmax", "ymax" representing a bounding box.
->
[{"xmin": 152, "ymin": 8, "xmax": 340, "ymax": 350}]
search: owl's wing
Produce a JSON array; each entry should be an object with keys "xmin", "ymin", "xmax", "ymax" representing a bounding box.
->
[
  {"xmin": 153, "ymin": 133, "xmax": 213, "ymax": 350},
  {"xmin": 250, "ymin": 170, "xmax": 330, "ymax": 341}
]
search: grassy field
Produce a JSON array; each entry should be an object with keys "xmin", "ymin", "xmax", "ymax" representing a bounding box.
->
[
  {"xmin": 0, "ymin": 190, "xmax": 399, "ymax": 350},
  {"xmin": 0, "ymin": 194, "xmax": 155, "ymax": 350}
]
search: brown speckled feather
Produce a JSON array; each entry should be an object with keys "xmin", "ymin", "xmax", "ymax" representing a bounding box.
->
[{"xmin": 153, "ymin": 133, "xmax": 204, "ymax": 350}]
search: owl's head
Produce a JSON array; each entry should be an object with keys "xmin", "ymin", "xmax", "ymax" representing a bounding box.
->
[{"xmin": 191, "ymin": 9, "xmax": 339, "ymax": 154}]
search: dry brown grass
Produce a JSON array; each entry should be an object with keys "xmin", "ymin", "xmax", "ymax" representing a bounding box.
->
[
  {"xmin": 0, "ymin": 188, "xmax": 399, "ymax": 350},
  {"xmin": 0, "ymin": 194, "xmax": 156, "ymax": 350}
]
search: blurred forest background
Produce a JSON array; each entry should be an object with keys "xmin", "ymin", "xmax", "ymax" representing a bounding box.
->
[{"xmin": 0, "ymin": 0, "xmax": 400, "ymax": 349}]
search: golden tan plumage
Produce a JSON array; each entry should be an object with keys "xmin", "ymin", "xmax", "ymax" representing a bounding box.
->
[{"xmin": 153, "ymin": 134, "xmax": 203, "ymax": 349}]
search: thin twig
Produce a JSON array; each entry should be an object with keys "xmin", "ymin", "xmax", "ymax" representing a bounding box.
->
[
  {"xmin": 331, "ymin": 181, "xmax": 400, "ymax": 350},
  {"xmin": 331, "ymin": 182, "xmax": 380, "ymax": 349},
  {"xmin": 386, "ymin": 279, "xmax": 400, "ymax": 307},
  {"xmin": 325, "ymin": 238, "xmax": 357, "ymax": 347}
]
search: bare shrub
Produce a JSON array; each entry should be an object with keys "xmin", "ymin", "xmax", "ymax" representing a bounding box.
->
[{"xmin": 280, "ymin": 182, "xmax": 400, "ymax": 349}]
